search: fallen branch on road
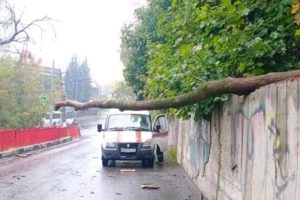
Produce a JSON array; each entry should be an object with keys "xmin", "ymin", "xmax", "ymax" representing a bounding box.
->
[
  {"xmin": 55, "ymin": 70, "xmax": 300, "ymax": 111},
  {"xmin": 141, "ymin": 183, "xmax": 160, "ymax": 189}
]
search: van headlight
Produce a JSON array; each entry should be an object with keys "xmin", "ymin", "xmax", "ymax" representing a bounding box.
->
[{"xmin": 104, "ymin": 142, "xmax": 115, "ymax": 148}]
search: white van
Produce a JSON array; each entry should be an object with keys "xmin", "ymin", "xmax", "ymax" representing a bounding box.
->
[
  {"xmin": 44, "ymin": 111, "xmax": 63, "ymax": 126},
  {"xmin": 97, "ymin": 110, "xmax": 168, "ymax": 167}
]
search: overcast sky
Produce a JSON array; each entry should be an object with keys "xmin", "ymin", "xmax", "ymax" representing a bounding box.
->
[{"xmin": 12, "ymin": 0, "xmax": 146, "ymax": 85}]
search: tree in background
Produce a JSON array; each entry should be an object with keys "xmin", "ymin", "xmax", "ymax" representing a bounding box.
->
[
  {"xmin": 120, "ymin": 0, "xmax": 300, "ymax": 119},
  {"xmin": 64, "ymin": 56, "xmax": 92, "ymax": 102},
  {"xmin": 120, "ymin": 0, "xmax": 171, "ymax": 100},
  {"xmin": 40, "ymin": 67, "xmax": 65, "ymax": 112},
  {"xmin": 0, "ymin": 58, "xmax": 48, "ymax": 129},
  {"xmin": 64, "ymin": 56, "xmax": 79, "ymax": 100},
  {"xmin": 112, "ymin": 81, "xmax": 136, "ymax": 101},
  {"xmin": 0, "ymin": 0, "xmax": 50, "ymax": 53},
  {"xmin": 121, "ymin": 24, "xmax": 148, "ymax": 100},
  {"xmin": 77, "ymin": 59, "xmax": 91, "ymax": 102}
]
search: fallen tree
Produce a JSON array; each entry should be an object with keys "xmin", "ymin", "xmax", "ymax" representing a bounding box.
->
[{"xmin": 55, "ymin": 70, "xmax": 300, "ymax": 111}]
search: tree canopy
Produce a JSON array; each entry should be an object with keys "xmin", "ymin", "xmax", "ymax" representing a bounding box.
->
[
  {"xmin": 120, "ymin": 0, "xmax": 300, "ymax": 119},
  {"xmin": 112, "ymin": 81, "xmax": 136, "ymax": 101}
]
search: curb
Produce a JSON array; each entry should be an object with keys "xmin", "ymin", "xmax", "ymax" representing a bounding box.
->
[{"xmin": 0, "ymin": 136, "xmax": 73, "ymax": 159}]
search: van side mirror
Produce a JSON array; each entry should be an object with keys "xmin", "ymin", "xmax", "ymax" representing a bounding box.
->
[{"xmin": 97, "ymin": 124, "xmax": 103, "ymax": 132}]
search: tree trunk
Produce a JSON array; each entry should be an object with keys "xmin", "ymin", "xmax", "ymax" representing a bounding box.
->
[{"xmin": 55, "ymin": 70, "xmax": 300, "ymax": 111}]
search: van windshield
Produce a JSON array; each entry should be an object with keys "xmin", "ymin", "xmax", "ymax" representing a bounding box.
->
[
  {"xmin": 45, "ymin": 113, "xmax": 61, "ymax": 120},
  {"xmin": 52, "ymin": 113, "xmax": 61, "ymax": 119},
  {"xmin": 107, "ymin": 114, "xmax": 151, "ymax": 131}
]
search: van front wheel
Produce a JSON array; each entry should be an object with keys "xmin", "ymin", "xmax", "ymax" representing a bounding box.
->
[
  {"xmin": 157, "ymin": 146, "xmax": 164, "ymax": 163},
  {"xmin": 142, "ymin": 158, "xmax": 154, "ymax": 168},
  {"xmin": 102, "ymin": 157, "xmax": 108, "ymax": 167}
]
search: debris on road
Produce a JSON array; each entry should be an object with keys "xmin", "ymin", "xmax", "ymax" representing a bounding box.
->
[
  {"xmin": 120, "ymin": 169, "xmax": 136, "ymax": 172},
  {"xmin": 15, "ymin": 153, "xmax": 32, "ymax": 158},
  {"xmin": 115, "ymin": 192, "xmax": 122, "ymax": 195},
  {"xmin": 141, "ymin": 183, "xmax": 160, "ymax": 190},
  {"xmin": 12, "ymin": 175, "xmax": 26, "ymax": 180},
  {"xmin": 184, "ymin": 194, "xmax": 192, "ymax": 200}
]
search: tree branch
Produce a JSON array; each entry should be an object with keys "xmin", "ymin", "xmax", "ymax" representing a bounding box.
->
[
  {"xmin": 55, "ymin": 70, "xmax": 300, "ymax": 111},
  {"xmin": 0, "ymin": 2, "xmax": 50, "ymax": 46}
]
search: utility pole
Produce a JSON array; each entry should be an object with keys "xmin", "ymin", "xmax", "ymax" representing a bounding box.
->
[
  {"xmin": 49, "ymin": 60, "xmax": 55, "ymax": 125},
  {"xmin": 75, "ymin": 69, "xmax": 78, "ymax": 119}
]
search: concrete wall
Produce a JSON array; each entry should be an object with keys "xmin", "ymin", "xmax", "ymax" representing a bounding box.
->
[{"xmin": 169, "ymin": 80, "xmax": 300, "ymax": 200}]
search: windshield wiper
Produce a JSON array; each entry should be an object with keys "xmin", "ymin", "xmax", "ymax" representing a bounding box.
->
[
  {"xmin": 108, "ymin": 127, "xmax": 125, "ymax": 131},
  {"xmin": 125, "ymin": 127, "xmax": 150, "ymax": 131}
]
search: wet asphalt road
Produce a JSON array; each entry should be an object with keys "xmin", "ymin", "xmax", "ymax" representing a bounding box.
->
[{"xmin": 0, "ymin": 126, "xmax": 202, "ymax": 200}]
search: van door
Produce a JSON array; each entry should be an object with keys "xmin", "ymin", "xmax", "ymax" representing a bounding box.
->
[{"xmin": 152, "ymin": 115, "xmax": 168, "ymax": 153}]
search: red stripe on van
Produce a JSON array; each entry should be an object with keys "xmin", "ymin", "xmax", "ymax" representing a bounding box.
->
[
  {"xmin": 117, "ymin": 132, "xmax": 121, "ymax": 143},
  {"xmin": 136, "ymin": 131, "xmax": 141, "ymax": 143}
]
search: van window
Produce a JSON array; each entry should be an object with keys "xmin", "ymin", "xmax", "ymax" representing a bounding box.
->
[
  {"xmin": 52, "ymin": 113, "xmax": 61, "ymax": 119},
  {"xmin": 107, "ymin": 114, "xmax": 151, "ymax": 131},
  {"xmin": 154, "ymin": 115, "xmax": 167, "ymax": 131},
  {"xmin": 45, "ymin": 113, "xmax": 61, "ymax": 120}
]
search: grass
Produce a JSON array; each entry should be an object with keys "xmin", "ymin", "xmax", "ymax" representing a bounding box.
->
[{"xmin": 166, "ymin": 146, "xmax": 177, "ymax": 164}]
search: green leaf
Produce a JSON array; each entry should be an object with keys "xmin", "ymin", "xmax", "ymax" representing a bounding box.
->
[
  {"xmin": 240, "ymin": 8, "xmax": 250, "ymax": 16},
  {"xmin": 237, "ymin": 63, "xmax": 247, "ymax": 73}
]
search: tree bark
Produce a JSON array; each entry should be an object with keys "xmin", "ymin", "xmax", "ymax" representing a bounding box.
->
[{"xmin": 55, "ymin": 70, "xmax": 300, "ymax": 111}]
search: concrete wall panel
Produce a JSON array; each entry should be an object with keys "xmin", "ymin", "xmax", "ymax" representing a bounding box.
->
[
  {"xmin": 295, "ymin": 79, "xmax": 300, "ymax": 200},
  {"xmin": 250, "ymin": 87, "xmax": 268, "ymax": 200},
  {"xmin": 168, "ymin": 79, "xmax": 300, "ymax": 200},
  {"xmin": 265, "ymin": 84, "xmax": 277, "ymax": 200},
  {"xmin": 275, "ymin": 82, "xmax": 288, "ymax": 200},
  {"xmin": 285, "ymin": 80, "xmax": 298, "ymax": 199}
]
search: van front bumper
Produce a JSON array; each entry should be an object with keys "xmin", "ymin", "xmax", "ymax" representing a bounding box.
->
[{"xmin": 102, "ymin": 147, "xmax": 154, "ymax": 160}]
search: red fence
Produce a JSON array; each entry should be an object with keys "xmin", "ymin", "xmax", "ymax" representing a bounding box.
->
[{"xmin": 0, "ymin": 126, "xmax": 80, "ymax": 152}]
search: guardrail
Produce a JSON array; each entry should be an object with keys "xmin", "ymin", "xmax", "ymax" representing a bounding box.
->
[{"xmin": 0, "ymin": 126, "xmax": 80, "ymax": 152}]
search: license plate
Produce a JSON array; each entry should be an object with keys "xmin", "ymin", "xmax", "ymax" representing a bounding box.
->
[{"xmin": 121, "ymin": 148, "xmax": 136, "ymax": 153}]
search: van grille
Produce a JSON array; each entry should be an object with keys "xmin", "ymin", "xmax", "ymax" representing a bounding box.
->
[{"xmin": 118, "ymin": 143, "xmax": 139, "ymax": 156}]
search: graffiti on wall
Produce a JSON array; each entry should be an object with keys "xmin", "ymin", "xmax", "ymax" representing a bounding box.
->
[
  {"xmin": 228, "ymin": 100, "xmax": 266, "ymax": 168},
  {"xmin": 268, "ymin": 118, "xmax": 294, "ymax": 197},
  {"xmin": 190, "ymin": 135, "xmax": 200, "ymax": 168},
  {"xmin": 229, "ymin": 96, "xmax": 294, "ymax": 197},
  {"xmin": 189, "ymin": 120, "xmax": 211, "ymax": 177}
]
